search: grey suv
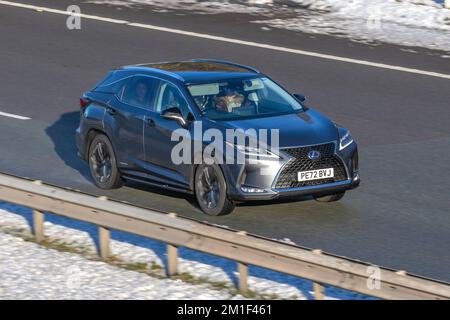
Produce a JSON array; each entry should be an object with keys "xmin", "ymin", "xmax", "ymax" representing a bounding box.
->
[{"xmin": 76, "ymin": 59, "xmax": 360, "ymax": 215}]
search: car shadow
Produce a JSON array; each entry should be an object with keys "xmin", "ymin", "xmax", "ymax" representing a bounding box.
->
[
  {"xmin": 45, "ymin": 111, "xmax": 200, "ymax": 209},
  {"xmin": 236, "ymin": 196, "xmax": 313, "ymax": 207},
  {"xmin": 45, "ymin": 111, "xmax": 92, "ymax": 182},
  {"xmin": 124, "ymin": 179, "xmax": 199, "ymax": 208}
]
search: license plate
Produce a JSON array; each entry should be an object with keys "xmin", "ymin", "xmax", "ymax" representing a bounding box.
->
[{"xmin": 298, "ymin": 168, "xmax": 334, "ymax": 182}]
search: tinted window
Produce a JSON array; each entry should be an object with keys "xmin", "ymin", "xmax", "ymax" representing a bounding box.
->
[
  {"xmin": 155, "ymin": 82, "xmax": 190, "ymax": 117},
  {"xmin": 121, "ymin": 76, "xmax": 157, "ymax": 110}
]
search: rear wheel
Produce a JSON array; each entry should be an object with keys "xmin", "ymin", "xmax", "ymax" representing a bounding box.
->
[
  {"xmin": 88, "ymin": 134, "xmax": 122, "ymax": 189},
  {"xmin": 314, "ymin": 192, "xmax": 345, "ymax": 202},
  {"xmin": 195, "ymin": 164, "xmax": 235, "ymax": 216}
]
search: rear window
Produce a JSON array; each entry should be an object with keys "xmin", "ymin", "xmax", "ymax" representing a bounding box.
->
[
  {"xmin": 92, "ymin": 71, "xmax": 117, "ymax": 89},
  {"xmin": 92, "ymin": 71, "xmax": 127, "ymax": 94}
]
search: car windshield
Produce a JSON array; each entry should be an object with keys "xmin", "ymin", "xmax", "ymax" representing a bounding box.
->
[{"xmin": 187, "ymin": 77, "xmax": 303, "ymax": 121}]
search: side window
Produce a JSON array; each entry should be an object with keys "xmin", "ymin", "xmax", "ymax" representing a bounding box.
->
[
  {"xmin": 121, "ymin": 76, "xmax": 157, "ymax": 110},
  {"xmin": 155, "ymin": 82, "xmax": 190, "ymax": 117}
]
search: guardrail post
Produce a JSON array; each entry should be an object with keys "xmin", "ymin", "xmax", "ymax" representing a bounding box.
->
[
  {"xmin": 236, "ymin": 230, "xmax": 249, "ymax": 293},
  {"xmin": 313, "ymin": 282, "xmax": 325, "ymax": 300},
  {"xmin": 32, "ymin": 209, "xmax": 44, "ymax": 243},
  {"xmin": 238, "ymin": 262, "xmax": 249, "ymax": 294},
  {"xmin": 98, "ymin": 226, "xmax": 110, "ymax": 259},
  {"xmin": 166, "ymin": 213, "xmax": 179, "ymax": 277},
  {"xmin": 167, "ymin": 244, "xmax": 179, "ymax": 276}
]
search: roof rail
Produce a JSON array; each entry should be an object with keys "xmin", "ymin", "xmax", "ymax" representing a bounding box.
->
[{"xmin": 191, "ymin": 59, "xmax": 260, "ymax": 73}]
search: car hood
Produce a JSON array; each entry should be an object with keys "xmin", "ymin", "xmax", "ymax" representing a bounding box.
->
[{"xmin": 207, "ymin": 108, "xmax": 338, "ymax": 148}]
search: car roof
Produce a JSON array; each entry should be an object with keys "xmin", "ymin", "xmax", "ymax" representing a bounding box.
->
[{"xmin": 119, "ymin": 59, "xmax": 261, "ymax": 84}]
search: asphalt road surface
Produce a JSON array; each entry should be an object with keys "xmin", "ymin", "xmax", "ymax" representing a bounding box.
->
[{"xmin": 0, "ymin": 1, "xmax": 449, "ymax": 281}]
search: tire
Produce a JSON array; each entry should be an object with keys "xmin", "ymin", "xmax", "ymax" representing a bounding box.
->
[
  {"xmin": 314, "ymin": 192, "xmax": 345, "ymax": 202},
  {"xmin": 194, "ymin": 163, "xmax": 235, "ymax": 216},
  {"xmin": 88, "ymin": 134, "xmax": 122, "ymax": 189}
]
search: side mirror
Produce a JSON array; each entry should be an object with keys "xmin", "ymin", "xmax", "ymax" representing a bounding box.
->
[
  {"xmin": 293, "ymin": 93, "xmax": 306, "ymax": 102},
  {"xmin": 161, "ymin": 107, "xmax": 187, "ymax": 127}
]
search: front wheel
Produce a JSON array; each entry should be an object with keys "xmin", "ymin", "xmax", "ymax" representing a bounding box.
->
[
  {"xmin": 88, "ymin": 134, "xmax": 122, "ymax": 189},
  {"xmin": 314, "ymin": 192, "xmax": 345, "ymax": 202},
  {"xmin": 194, "ymin": 164, "xmax": 235, "ymax": 216}
]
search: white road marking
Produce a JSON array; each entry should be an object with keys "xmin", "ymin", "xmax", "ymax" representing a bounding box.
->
[
  {"xmin": 0, "ymin": 111, "xmax": 31, "ymax": 120},
  {"xmin": 1, "ymin": 0, "xmax": 449, "ymax": 80}
]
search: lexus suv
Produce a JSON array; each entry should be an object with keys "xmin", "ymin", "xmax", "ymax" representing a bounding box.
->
[{"xmin": 76, "ymin": 59, "xmax": 360, "ymax": 215}]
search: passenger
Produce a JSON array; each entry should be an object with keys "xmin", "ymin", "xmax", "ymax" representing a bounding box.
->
[{"xmin": 129, "ymin": 80, "xmax": 149, "ymax": 107}]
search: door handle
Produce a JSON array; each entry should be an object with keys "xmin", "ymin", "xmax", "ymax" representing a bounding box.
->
[
  {"xmin": 106, "ymin": 107, "xmax": 116, "ymax": 115},
  {"xmin": 147, "ymin": 118, "xmax": 155, "ymax": 126}
]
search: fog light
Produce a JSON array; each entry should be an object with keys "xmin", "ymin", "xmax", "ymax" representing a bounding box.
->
[{"xmin": 241, "ymin": 186, "xmax": 265, "ymax": 193}]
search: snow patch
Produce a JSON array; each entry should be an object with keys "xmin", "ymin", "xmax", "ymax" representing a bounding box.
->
[
  {"xmin": 84, "ymin": 0, "xmax": 450, "ymax": 52},
  {"xmin": 255, "ymin": 0, "xmax": 450, "ymax": 52},
  {"xmin": 84, "ymin": 0, "xmax": 269, "ymax": 14},
  {"xmin": 0, "ymin": 202, "xmax": 370, "ymax": 299}
]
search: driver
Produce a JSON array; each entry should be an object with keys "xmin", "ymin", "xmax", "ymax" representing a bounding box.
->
[{"xmin": 215, "ymin": 89, "xmax": 245, "ymax": 113}]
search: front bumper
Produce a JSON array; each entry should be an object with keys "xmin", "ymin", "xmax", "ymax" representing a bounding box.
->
[
  {"xmin": 226, "ymin": 141, "xmax": 360, "ymax": 201},
  {"xmin": 229, "ymin": 174, "xmax": 360, "ymax": 201}
]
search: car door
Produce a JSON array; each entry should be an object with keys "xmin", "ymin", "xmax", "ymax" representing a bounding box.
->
[
  {"xmin": 143, "ymin": 80, "xmax": 193, "ymax": 190},
  {"xmin": 103, "ymin": 76, "xmax": 158, "ymax": 175}
]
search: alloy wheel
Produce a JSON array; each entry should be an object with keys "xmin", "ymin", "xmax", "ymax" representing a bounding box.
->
[
  {"xmin": 197, "ymin": 166, "xmax": 220, "ymax": 209},
  {"xmin": 90, "ymin": 141, "xmax": 112, "ymax": 184}
]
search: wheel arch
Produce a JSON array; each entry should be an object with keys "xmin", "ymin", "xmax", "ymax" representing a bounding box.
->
[
  {"xmin": 192, "ymin": 162, "xmax": 233, "ymax": 197},
  {"xmin": 85, "ymin": 128, "xmax": 119, "ymax": 162}
]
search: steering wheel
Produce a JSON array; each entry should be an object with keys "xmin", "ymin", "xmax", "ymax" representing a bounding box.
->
[{"xmin": 196, "ymin": 95, "xmax": 210, "ymax": 110}]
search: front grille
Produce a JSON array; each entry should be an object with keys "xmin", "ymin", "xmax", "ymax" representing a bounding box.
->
[{"xmin": 274, "ymin": 143, "xmax": 347, "ymax": 189}]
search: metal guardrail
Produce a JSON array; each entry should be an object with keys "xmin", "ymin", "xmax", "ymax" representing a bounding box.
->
[{"xmin": 0, "ymin": 173, "xmax": 449, "ymax": 300}]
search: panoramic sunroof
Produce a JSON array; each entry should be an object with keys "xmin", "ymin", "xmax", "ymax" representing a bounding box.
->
[{"xmin": 142, "ymin": 61, "xmax": 251, "ymax": 73}]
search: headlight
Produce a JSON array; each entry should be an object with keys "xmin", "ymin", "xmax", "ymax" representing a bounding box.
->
[
  {"xmin": 339, "ymin": 130, "xmax": 354, "ymax": 151},
  {"xmin": 225, "ymin": 141, "xmax": 280, "ymax": 159}
]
